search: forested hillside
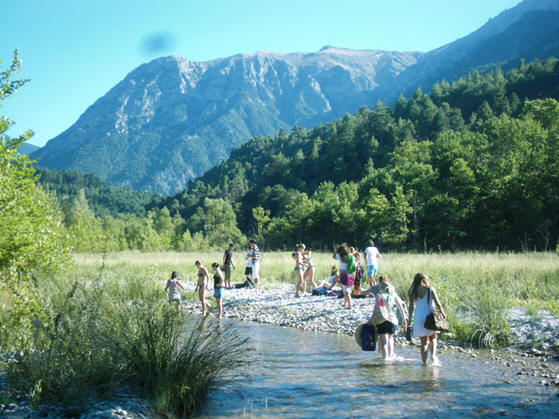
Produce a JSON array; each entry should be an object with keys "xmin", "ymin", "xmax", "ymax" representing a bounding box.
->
[
  {"xmin": 36, "ymin": 168, "xmax": 160, "ymax": 217},
  {"xmin": 153, "ymin": 58, "xmax": 559, "ymax": 251}
]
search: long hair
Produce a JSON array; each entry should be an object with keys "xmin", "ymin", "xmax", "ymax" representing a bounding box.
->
[
  {"xmin": 377, "ymin": 273, "xmax": 393, "ymax": 294},
  {"xmin": 335, "ymin": 244, "xmax": 349, "ymax": 259},
  {"xmin": 408, "ymin": 272, "xmax": 430, "ymax": 300}
]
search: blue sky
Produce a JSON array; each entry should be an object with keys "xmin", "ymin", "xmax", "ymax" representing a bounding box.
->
[{"xmin": 1, "ymin": 0, "xmax": 521, "ymax": 147}]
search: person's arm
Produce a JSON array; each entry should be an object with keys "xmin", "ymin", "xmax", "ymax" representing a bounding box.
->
[
  {"xmin": 217, "ymin": 270, "xmax": 224, "ymax": 287},
  {"xmin": 332, "ymin": 251, "xmax": 338, "ymax": 260},
  {"xmin": 376, "ymin": 249, "xmax": 381, "ymax": 259},
  {"xmin": 408, "ymin": 296, "xmax": 414, "ymax": 324},
  {"xmin": 177, "ymin": 280, "xmax": 186, "ymax": 290},
  {"xmin": 165, "ymin": 280, "xmax": 170, "ymax": 291},
  {"xmin": 395, "ymin": 295, "xmax": 408, "ymax": 330},
  {"xmin": 223, "ymin": 252, "xmax": 227, "ymax": 266},
  {"xmin": 231, "ymin": 256, "xmax": 235, "ymax": 269},
  {"xmin": 203, "ymin": 268, "xmax": 210, "ymax": 288},
  {"xmin": 431, "ymin": 288, "xmax": 446, "ymax": 317}
]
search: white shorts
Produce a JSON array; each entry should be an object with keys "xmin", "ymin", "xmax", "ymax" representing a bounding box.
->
[
  {"xmin": 342, "ymin": 284, "xmax": 352, "ymax": 295},
  {"xmin": 252, "ymin": 262, "xmax": 260, "ymax": 279}
]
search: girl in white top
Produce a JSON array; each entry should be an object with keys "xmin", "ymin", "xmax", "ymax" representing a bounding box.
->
[
  {"xmin": 165, "ymin": 271, "xmax": 185, "ymax": 304},
  {"xmin": 319, "ymin": 265, "xmax": 339, "ymax": 289},
  {"xmin": 408, "ymin": 272, "xmax": 446, "ymax": 365}
]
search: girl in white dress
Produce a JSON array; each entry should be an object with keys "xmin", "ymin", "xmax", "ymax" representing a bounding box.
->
[{"xmin": 408, "ymin": 273, "xmax": 446, "ymax": 365}]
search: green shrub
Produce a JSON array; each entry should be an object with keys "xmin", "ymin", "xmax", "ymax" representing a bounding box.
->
[{"xmin": 6, "ymin": 267, "xmax": 249, "ymax": 417}]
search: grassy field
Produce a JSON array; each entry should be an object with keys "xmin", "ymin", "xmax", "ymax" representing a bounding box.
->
[
  {"xmin": 75, "ymin": 251, "xmax": 559, "ymax": 311},
  {"xmin": 75, "ymin": 250, "xmax": 559, "ymax": 347}
]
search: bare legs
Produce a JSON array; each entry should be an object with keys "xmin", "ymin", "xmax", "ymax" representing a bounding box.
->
[
  {"xmin": 215, "ymin": 297, "xmax": 222, "ymax": 319},
  {"xmin": 343, "ymin": 291, "xmax": 352, "ymax": 309},
  {"xmin": 198, "ymin": 288, "xmax": 211, "ymax": 316},
  {"xmin": 419, "ymin": 334, "xmax": 438, "ymax": 364},
  {"xmin": 304, "ymin": 267, "xmax": 318, "ymax": 289},
  {"xmin": 368, "ymin": 273, "xmax": 377, "ymax": 288},
  {"xmin": 378, "ymin": 332, "xmax": 395, "ymax": 360},
  {"xmin": 429, "ymin": 334, "xmax": 439, "ymax": 363},
  {"xmin": 295, "ymin": 270, "xmax": 304, "ymax": 297}
]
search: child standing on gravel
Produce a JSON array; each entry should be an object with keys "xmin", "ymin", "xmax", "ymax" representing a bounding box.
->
[
  {"xmin": 211, "ymin": 262, "xmax": 224, "ymax": 319},
  {"xmin": 244, "ymin": 246, "xmax": 255, "ymax": 288},
  {"xmin": 165, "ymin": 271, "xmax": 185, "ymax": 304},
  {"xmin": 333, "ymin": 244, "xmax": 355, "ymax": 309},
  {"xmin": 293, "ymin": 251, "xmax": 305, "ymax": 297},
  {"xmin": 195, "ymin": 260, "xmax": 212, "ymax": 316}
]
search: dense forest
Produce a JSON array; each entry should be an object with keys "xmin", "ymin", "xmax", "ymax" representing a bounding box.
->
[
  {"xmin": 151, "ymin": 58, "xmax": 559, "ymax": 251},
  {"xmin": 26, "ymin": 58, "xmax": 559, "ymax": 252},
  {"xmin": 37, "ymin": 168, "xmax": 161, "ymax": 216}
]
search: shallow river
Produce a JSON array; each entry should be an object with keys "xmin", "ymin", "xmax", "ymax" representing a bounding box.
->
[{"xmin": 198, "ymin": 321, "xmax": 558, "ymax": 418}]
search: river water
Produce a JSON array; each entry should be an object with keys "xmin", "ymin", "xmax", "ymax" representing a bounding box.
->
[{"xmin": 198, "ymin": 321, "xmax": 558, "ymax": 418}]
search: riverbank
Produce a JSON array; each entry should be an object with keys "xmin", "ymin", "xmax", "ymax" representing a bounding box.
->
[
  {"xmin": 2, "ymin": 282, "xmax": 558, "ymax": 418},
  {"xmin": 179, "ymin": 281, "xmax": 559, "ymax": 353}
]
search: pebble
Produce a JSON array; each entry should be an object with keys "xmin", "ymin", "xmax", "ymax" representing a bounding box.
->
[{"xmin": 507, "ymin": 308, "xmax": 559, "ymax": 351}]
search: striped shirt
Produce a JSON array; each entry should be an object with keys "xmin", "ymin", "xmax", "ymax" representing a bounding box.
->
[{"xmin": 251, "ymin": 245, "xmax": 260, "ymax": 264}]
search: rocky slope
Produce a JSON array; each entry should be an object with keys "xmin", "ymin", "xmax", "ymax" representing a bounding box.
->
[
  {"xmin": 33, "ymin": 48, "xmax": 420, "ymax": 194},
  {"xmin": 33, "ymin": 0, "xmax": 559, "ymax": 194}
]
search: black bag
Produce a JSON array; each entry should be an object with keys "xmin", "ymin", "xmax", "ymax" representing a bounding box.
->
[
  {"xmin": 424, "ymin": 288, "xmax": 449, "ymax": 332},
  {"xmin": 361, "ymin": 323, "xmax": 376, "ymax": 351}
]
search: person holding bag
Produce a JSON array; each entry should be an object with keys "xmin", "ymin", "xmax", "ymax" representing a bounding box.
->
[
  {"xmin": 370, "ymin": 274, "xmax": 407, "ymax": 360},
  {"xmin": 407, "ymin": 273, "xmax": 446, "ymax": 365}
]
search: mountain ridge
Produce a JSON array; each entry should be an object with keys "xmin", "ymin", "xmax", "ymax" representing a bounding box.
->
[{"xmin": 32, "ymin": 0, "xmax": 559, "ymax": 194}]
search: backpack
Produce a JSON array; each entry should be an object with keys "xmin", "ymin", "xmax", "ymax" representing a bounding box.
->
[
  {"xmin": 371, "ymin": 293, "xmax": 390, "ymax": 325},
  {"xmin": 346, "ymin": 254, "xmax": 356, "ymax": 274},
  {"xmin": 312, "ymin": 287, "xmax": 328, "ymax": 296}
]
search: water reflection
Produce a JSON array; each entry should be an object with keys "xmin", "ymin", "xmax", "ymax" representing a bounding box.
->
[{"xmin": 198, "ymin": 321, "xmax": 557, "ymax": 418}]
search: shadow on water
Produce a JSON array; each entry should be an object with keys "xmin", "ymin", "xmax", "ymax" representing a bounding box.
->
[{"xmin": 197, "ymin": 320, "xmax": 559, "ymax": 418}]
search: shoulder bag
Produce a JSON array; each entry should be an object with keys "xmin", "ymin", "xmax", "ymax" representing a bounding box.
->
[{"xmin": 424, "ymin": 288, "xmax": 449, "ymax": 332}]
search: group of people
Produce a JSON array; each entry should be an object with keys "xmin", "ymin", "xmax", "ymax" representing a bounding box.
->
[
  {"xmin": 296, "ymin": 240, "xmax": 445, "ymax": 364},
  {"xmin": 165, "ymin": 240, "xmax": 261, "ymax": 320},
  {"xmin": 166, "ymin": 239, "xmax": 446, "ymax": 365}
]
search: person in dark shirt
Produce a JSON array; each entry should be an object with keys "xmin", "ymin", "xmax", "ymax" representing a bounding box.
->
[{"xmin": 222, "ymin": 243, "xmax": 235, "ymax": 288}]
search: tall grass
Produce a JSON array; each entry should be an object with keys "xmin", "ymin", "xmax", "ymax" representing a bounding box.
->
[
  {"xmin": 75, "ymin": 250, "xmax": 559, "ymax": 348},
  {"xmin": 5, "ymin": 259, "xmax": 249, "ymax": 417}
]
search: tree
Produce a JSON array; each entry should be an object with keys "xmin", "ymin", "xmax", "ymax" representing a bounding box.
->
[
  {"xmin": 252, "ymin": 206, "xmax": 270, "ymax": 247},
  {"xmin": 0, "ymin": 51, "xmax": 70, "ymax": 350}
]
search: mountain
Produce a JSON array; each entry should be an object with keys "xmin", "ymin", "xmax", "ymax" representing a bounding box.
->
[
  {"xmin": 19, "ymin": 142, "xmax": 40, "ymax": 155},
  {"xmin": 32, "ymin": 48, "xmax": 421, "ymax": 194},
  {"xmin": 0, "ymin": 134, "xmax": 40, "ymax": 155},
  {"xmin": 33, "ymin": 0, "xmax": 559, "ymax": 194},
  {"xmin": 380, "ymin": 0, "xmax": 559, "ymax": 100}
]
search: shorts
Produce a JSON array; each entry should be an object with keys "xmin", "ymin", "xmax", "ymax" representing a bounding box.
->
[
  {"xmin": 244, "ymin": 266, "xmax": 252, "ymax": 276},
  {"xmin": 342, "ymin": 284, "xmax": 353, "ymax": 295},
  {"xmin": 213, "ymin": 287, "xmax": 223, "ymax": 299},
  {"xmin": 339, "ymin": 271, "xmax": 355, "ymax": 287},
  {"xmin": 224, "ymin": 265, "xmax": 232, "ymax": 280},
  {"xmin": 376, "ymin": 321, "xmax": 397, "ymax": 335},
  {"xmin": 252, "ymin": 262, "xmax": 260, "ymax": 280},
  {"xmin": 367, "ymin": 265, "xmax": 378, "ymax": 277}
]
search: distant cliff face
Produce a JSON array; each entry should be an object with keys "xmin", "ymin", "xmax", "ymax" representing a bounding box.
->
[
  {"xmin": 33, "ymin": 48, "xmax": 421, "ymax": 194},
  {"xmin": 33, "ymin": 0, "xmax": 559, "ymax": 195}
]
